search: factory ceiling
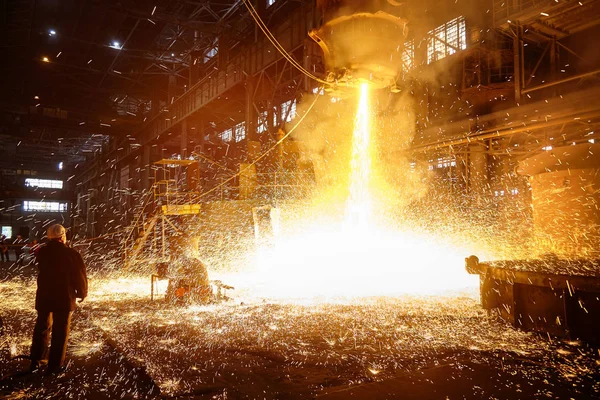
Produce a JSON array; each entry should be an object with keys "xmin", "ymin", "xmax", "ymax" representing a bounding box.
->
[{"xmin": 0, "ymin": 0, "xmax": 244, "ymax": 169}]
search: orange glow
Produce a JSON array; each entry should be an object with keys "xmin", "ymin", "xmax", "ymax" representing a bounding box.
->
[{"xmin": 226, "ymin": 83, "xmax": 482, "ymax": 300}]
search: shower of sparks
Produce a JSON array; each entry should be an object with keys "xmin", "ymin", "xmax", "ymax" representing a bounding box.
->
[
  {"xmin": 1, "ymin": 77, "xmax": 599, "ymax": 400},
  {"xmin": 1, "ymin": 277, "xmax": 599, "ymax": 398},
  {"xmin": 233, "ymin": 83, "xmax": 481, "ymax": 300}
]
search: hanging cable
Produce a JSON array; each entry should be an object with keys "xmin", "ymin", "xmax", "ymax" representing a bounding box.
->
[{"xmin": 242, "ymin": 0, "xmax": 331, "ymax": 86}]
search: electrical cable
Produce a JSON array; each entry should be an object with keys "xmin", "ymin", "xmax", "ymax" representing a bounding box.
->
[
  {"xmin": 243, "ymin": 0, "xmax": 313, "ymax": 77},
  {"xmin": 241, "ymin": 0, "xmax": 331, "ymax": 86}
]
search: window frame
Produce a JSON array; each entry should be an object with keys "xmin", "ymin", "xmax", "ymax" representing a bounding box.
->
[
  {"xmin": 427, "ymin": 16, "xmax": 467, "ymax": 64},
  {"xmin": 24, "ymin": 178, "xmax": 64, "ymax": 189}
]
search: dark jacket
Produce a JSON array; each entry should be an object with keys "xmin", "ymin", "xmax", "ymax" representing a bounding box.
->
[{"xmin": 35, "ymin": 240, "xmax": 88, "ymax": 312}]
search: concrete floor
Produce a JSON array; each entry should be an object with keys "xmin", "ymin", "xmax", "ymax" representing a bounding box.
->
[{"xmin": 1, "ymin": 263, "xmax": 599, "ymax": 399}]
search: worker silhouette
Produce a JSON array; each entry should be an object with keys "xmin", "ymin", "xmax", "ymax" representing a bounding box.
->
[
  {"xmin": 29, "ymin": 224, "xmax": 88, "ymax": 375},
  {"xmin": 165, "ymin": 235, "xmax": 211, "ymax": 304}
]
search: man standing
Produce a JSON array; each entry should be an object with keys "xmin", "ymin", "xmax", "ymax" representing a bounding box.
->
[
  {"xmin": 0, "ymin": 235, "xmax": 9, "ymax": 262},
  {"xmin": 29, "ymin": 224, "xmax": 87, "ymax": 375},
  {"xmin": 13, "ymin": 234, "xmax": 25, "ymax": 266}
]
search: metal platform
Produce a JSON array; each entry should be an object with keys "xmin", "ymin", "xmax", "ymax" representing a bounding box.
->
[
  {"xmin": 161, "ymin": 204, "xmax": 202, "ymax": 215},
  {"xmin": 466, "ymin": 255, "xmax": 600, "ymax": 343}
]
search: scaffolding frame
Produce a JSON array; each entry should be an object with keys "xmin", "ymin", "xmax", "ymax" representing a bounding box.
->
[{"xmin": 123, "ymin": 158, "xmax": 203, "ymax": 269}]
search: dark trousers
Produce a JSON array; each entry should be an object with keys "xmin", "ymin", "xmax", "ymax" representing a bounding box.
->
[
  {"xmin": 1, "ymin": 250, "xmax": 8, "ymax": 262},
  {"xmin": 30, "ymin": 310, "xmax": 72, "ymax": 370},
  {"xmin": 15, "ymin": 250, "xmax": 23, "ymax": 266}
]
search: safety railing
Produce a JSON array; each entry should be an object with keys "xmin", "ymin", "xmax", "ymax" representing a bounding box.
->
[{"xmin": 493, "ymin": 0, "xmax": 554, "ymax": 26}]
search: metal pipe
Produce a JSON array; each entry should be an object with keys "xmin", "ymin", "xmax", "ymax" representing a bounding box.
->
[
  {"xmin": 522, "ymin": 68, "xmax": 600, "ymax": 94},
  {"xmin": 410, "ymin": 109, "xmax": 600, "ymax": 152},
  {"xmin": 513, "ymin": 22, "xmax": 522, "ymax": 102}
]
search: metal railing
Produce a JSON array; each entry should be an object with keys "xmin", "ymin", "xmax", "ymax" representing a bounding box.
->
[{"xmin": 493, "ymin": 0, "xmax": 554, "ymax": 26}]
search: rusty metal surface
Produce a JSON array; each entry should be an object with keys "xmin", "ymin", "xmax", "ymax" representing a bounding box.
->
[{"xmin": 467, "ymin": 256, "xmax": 600, "ymax": 343}]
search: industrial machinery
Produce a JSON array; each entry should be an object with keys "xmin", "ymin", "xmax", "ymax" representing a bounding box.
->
[
  {"xmin": 150, "ymin": 260, "xmax": 234, "ymax": 304},
  {"xmin": 149, "ymin": 235, "xmax": 234, "ymax": 304},
  {"xmin": 467, "ymin": 142, "xmax": 600, "ymax": 343},
  {"xmin": 517, "ymin": 143, "xmax": 600, "ymax": 258},
  {"xmin": 466, "ymin": 255, "xmax": 600, "ymax": 343},
  {"xmin": 309, "ymin": 0, "xmax": 408, "ymax": 91}
]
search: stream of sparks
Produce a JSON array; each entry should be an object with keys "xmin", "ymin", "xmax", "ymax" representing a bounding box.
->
[{"xmin": 345, "ymin": 83, "xmax": 372, "ymax": 229}]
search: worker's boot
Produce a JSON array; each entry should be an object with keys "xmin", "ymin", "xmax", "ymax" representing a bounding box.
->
[{"xmin": 28, "ymin": 359, "xmax": 47, "ymax": 373}]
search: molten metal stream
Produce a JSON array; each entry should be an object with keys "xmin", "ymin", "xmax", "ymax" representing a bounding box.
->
[
  {"xmin": 346, "ymin": 83, "xmax": 373, "ymax": 228},
  {"xmin": 227, "ymin": 84, "xmax": 482, "ymax": 300}
]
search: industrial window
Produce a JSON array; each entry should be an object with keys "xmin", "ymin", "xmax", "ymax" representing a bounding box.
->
[
  {"xmin": 204, "ymin": 38, "xmax": 219, "ymax": 63},
  {"xmin": 427, "ymin": 16, "xmax": 466, "ymax": 64},
  {"xmin": 281, "ymin": 99, "xmax": 296, "ymax": 123},
  {"xmin": 235, "ymin": 122, "xmax": 246, "ymax": 142},
  {"xmin": 25, "ymin": 178, "xmax": 63, "ymax": 189},
  {"xmin": 402, "ymin": 40, "xmax": 415, "ymax": 70},
  {"xmin": 257, "ymin": 111, "xmax": 268, "ymax": 134},
  {"xmin": 429, "ymin": 157, "xmax": 456, "ymax": 170},
  {"xmin": 1, "ymin": 226, "xmax": 11, "ymax": 238},
  {"xmin": 23, "ymin": 201, "xmax": 68, "ymax": 212},
  {"xmin": 220, "ymin": 128, "xmax": 233, "ymax": 142}
]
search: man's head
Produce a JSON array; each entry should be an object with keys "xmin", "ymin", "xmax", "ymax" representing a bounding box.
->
[{"xmin": 47, "ymin": 224, "xmax": 67, "ymax": 243}]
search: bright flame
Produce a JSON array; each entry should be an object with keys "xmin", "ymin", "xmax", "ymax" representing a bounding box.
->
[
  {"xmin": 228, "ymin": 83, "xmax": 481, "ymax": 300},
  {"xmin": 237, "ymin": 227, "xmax": 479, "ymax": 300}
]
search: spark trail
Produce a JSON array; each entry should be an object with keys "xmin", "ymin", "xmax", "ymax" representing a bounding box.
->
[{"xmin": 346, "ymin": 83, "xmax": 373, "ymax": 229}]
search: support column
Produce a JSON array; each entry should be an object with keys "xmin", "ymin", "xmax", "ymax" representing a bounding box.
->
[
  {"xmin": 550, "ymin": 36, "xmax": 558, "ymax": 97},
  {"xmin": 151, "ymin": 92, "xmax": 161, "ymax": 117},
  {"xmin": 197, "ymin": 118, "xmax": 205, "ymax": 154},
  {"xmin": 218, "ymin": 31, "xmax": 230, "ymax": 68},
  {"xmin": 245, "ymin": 77, "xmax": 258, "ymax": 142},
  {"xmin": 513, "ymin": 23, "xmax": 523, "ymax": 103},
  {"xmin": 181, "ymin": 118, "xmax": 188, "ymax": 158},
  {"xmin": 267, "ymin": 100, "xmax": 275, "ymax": 134},
  {"xmin": 168, "ymin": 74, "xmax": 177, "ymax": 105},
  {"xmin": 468, "ymin": 142, "xmax": 489, "ymax": 204},
  {"xmin": 189, "ymin": 51, "xmax": 202, "ymax": 87},
  {"xmin": 189, "ymin": 30, "xmax": 202, "ymax": 87},
  {"xmin": 187, "ymin": 115, "xmax": 204, "ymax": 155},
  {"xmin": 142, "ymin": 145, "xmax": 151, "ymax": 190}
]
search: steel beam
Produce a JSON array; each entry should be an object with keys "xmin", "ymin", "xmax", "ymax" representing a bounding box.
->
[{"xmin": 91, "ymin": 3, "xmax": 313, "ymax": 175}]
